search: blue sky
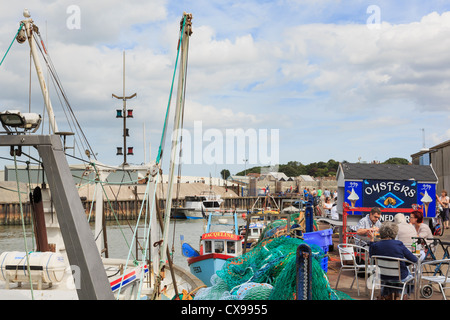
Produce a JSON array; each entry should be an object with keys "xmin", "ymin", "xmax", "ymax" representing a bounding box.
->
[{"xmin": 1, "ymin": 1, "xmax": 450, "ymax": 178}]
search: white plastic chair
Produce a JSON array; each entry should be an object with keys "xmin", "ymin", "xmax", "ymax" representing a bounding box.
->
[
  {"xmin": 419, "ymin": 259, "xmax": 450, "ymax": 300},
  {"xmin": 336, "ymin": 243, "xmax": 373, "ymax": 296},
  {"xmin": 370, "ymin": 255, "xmax": 418, "ymax": 300}
]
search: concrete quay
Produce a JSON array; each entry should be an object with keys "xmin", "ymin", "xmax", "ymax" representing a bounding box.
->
[{"xmin": 320, "ymin": 221, "xmax": 450, "ymax": 301}]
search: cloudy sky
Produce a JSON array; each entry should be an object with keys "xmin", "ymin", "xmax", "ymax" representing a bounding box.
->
[{"xmin": 1, "ymin": 0, "xmax": 450, "ymax": 178}]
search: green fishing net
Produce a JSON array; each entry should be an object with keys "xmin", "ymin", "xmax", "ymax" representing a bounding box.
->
[{"xmin": 193, "ymin": 219, "xmax": 352, "ymax": 300}]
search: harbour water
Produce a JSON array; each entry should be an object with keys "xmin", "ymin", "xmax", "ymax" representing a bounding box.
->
[{"xmin": 0, "ymin": 215, "xmax": 246, "ymax": 271}]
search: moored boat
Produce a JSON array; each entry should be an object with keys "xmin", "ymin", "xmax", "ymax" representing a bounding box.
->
[
  {"xmin": 0, "ymin": 10, "xmax": 199, "ymax": 300},
  {"xmin": 182, "ymin": 191, "xmax": 224, "ymax": 219},
  {"xmin": 181, "ymin": 212, "xmax": 243, "ymax": 286}
]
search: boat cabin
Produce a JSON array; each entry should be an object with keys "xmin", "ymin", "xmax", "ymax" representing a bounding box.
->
[
  {"xmin": 203, "ymin": 200, "xmax": 221, "ymax": 208},
  {"xmin": 201, "ymin": 232, "xmax": 243, "ymax": 257},
  {"xmin": 247, "ymin": 222, "xmax": 265, "ymax": 239},
  {"xmin": 185, "ymin": 195, "xmax": 207, "ymax": 202},
  {"xmin": 184, "ymin": 194, "xmax": 222, "ymax": 209}
]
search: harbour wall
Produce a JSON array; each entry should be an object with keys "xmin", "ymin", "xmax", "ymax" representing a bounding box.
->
[
  {"xmin": 0, "ymin": 179, "xmax": 337, "ymax": 225},
  {"xmin": 0, "ymin": 195, "xmax": 304, "ymax": 225}
]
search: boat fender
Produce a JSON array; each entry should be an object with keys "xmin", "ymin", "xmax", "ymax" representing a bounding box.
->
[{"xmin": 181, "ymin": 243, "xmax": 200, "ymax": 258}]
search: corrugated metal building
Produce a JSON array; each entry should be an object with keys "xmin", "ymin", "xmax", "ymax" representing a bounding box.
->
[{"xmin": 411, "ymin": 139, "xmax": 450, "ymax": 193}]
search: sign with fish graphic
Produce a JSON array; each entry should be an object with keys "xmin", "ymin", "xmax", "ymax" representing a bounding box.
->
[{"xmin": 344, "ymin": 180, "xmax": 436, "ymax": 218}]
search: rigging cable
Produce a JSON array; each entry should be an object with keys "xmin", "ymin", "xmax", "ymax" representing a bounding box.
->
[
  {"xmin": 155, "ymin": 16, "xmax": 187, "ymax": 165},
  {"xmin": 0, "ymin": 22, "xmax": 24, "ymax": 67},
  {"xmin": 172, "ymin": 30, "xmax": 190, "ymax": 257},
  {"xmin": 26, "ymin": 161, "xmax": 36, "ymax": 252},
  {"xmin": 32, "ymin": 30, "xmax": 96, "ymax": 163},
  {"xmin": 65, "ymin": 153, "xmax": 152, "ymax": 254},
  {"xmin": 13, "ymin": 151, "xmax": 34, "ymax": 300},
  {"xmin": 152, "ymin": 14, "xmax": 189, "ymax": 300},
  {"xmin": 90, "ymin": 162, "xmax": 135, "ymax": 259},
  {"xmin": 115, "ymin": 173, "xmax": 153, "ymax": 299},
  {"xmin": 136, "ymin": 173, "xmax": 160, "ymax": 298}
]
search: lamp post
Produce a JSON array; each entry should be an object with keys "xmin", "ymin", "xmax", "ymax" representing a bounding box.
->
[{"xmin": 243, "ymin": 158, "xmax": 248, "ymax": 177}]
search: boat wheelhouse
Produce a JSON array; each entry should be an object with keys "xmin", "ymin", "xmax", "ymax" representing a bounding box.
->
[
  {"xmin": 186, "ymin": 231, "xmax": 243, "ymax": 286},
  {"xmin": 182, "ymin": 212, "xmax": 242, "ymax": 286},
  {"xmin": 182, "ymin": 191, "xmax": 223, "ymax": 219}
]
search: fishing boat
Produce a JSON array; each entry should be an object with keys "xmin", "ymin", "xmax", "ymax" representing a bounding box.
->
[
  {"xmin": 238, "ymin": 215, "xmax": 265, "ymax": 248},
  {"xmin": 183, "ymin": 175, "xmax": 224, "ymax": 219},
  {"xmin": 171, "ymin": 191, "xmax": 224, "ymax": 219},
  {"xmin": 0, "ymin": 10, "xmax": 203, "ymax": 300},
  {"xmin": 171, "ymin": 206, "xmax": 196, "ymax": 219},
  {"xmin": 0, "ymin": 251, "xmax": 202, "ymax": 300},
  {"xmin": 181, "ymin": 212, "xmax": 243, "ymax": 286},
  {"xmin": 182, "ymin": 191, "xmax": 223, "ymax": 219}
]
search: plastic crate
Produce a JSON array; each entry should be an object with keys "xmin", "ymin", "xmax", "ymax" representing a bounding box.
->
[
  {"xmin": 303, "ymin": 229, "xmax": 333, "ymax": 273},
  {"xmin": 320, "ymin": 256, "xmax": 328, "ymax": 273},
  {"xmin": 302, "ymin": 228, "xmax": 333, "ymax": 248}
]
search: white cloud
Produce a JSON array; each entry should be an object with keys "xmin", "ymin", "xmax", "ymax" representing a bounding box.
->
[
  {"xmin": 430, "ymin": 128, "xmax": 450, "ymax": 145},
  {"xmin": 282, "ymin": 12, "xmax": 450, "ymax": 113},
  {"xmin": 0, "ymin": 1, "xmax": 168, "ymax": 45},
  {"xmin": 183, "ymin": 100, "xmax": 266, "ymax": 129},
  {"xmin": 1, "ymin": 2, "xmax": 450, "ymax": 174}
]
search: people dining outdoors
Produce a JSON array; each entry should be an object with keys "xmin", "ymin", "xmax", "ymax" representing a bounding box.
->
[
  {"xmin": 368, "ymin": 221, "xmax": 418, "ymax": 300},
  {"xmin": 410, "ymin": 210, "xmax": 433, "ymax": 246},
  {"xmin": 394, "ymin": 213, "xmax": 418, "ymax": 248},
  {"xmin": 352, "ymin": 207, "xmax": 382, "ymax": 246}
]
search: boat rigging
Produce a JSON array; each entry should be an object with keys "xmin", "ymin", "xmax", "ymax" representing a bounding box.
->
[{"xmin": 0, "ymin": 9, "xmax": 199, "ymax": 300}]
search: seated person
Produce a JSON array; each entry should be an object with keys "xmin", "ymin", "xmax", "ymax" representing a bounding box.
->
[
  {"xmin": 369, "ymin": 221, "xmax": 418, "ymax": 300},
  {"xmin": 394, "ymin": 213, "xmax": 418, "ymax": 248},
  {"xmin": 409, "ymin": 210, "xmax": 434, "ymax": 258},
  {"xmin": 352, "ymin": 207, "xmax": 382, "ymax": 246},
  {"xmin": 410, "ymin": 210, "xmax": 433, "ymax": 242}
]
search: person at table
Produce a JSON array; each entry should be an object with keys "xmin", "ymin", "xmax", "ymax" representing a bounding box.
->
[
  {"xmin": 410, "ymin": 209, "xmax": 433, "ymax": 255},
  {"xmin": 394, "ymin": 213, "xmax": 418, "ymax": 249},
  {"xmin": 368, "ymin": 221, "xmax": 418, "ymax": 300},
  {"xmin": 352, "ymin": 207, "xmax": 382, "ymax": 245},
  {"xmin": 410, "ymin": 210, "xmax": 433, "ymax": 243}
]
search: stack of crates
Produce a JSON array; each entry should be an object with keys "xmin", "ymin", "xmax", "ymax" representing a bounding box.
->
[{"xmin": 302, "ymin": 228, "xmax": 333, "ymax": 273}]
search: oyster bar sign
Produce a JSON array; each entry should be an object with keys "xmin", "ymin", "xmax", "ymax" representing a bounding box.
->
[{"xmin": 344, "ymin": 179, "xmax": 436, "ymax": 218}]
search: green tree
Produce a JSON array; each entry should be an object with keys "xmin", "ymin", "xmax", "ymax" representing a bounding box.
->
[
  {"xmin": 233, "ymin": 159, "xmax": 342, "ymax": 178},
  {"xmin": 220, "ymin": 169, "xmax": 231, "ymax": 180},
  {"xmin": 327, "ymin": 159, "xmax": 339, "ymax": 171},
  {"xmin": 278, "ymin": 164, "xmax": 298, "ymax": 177},
  {"xmin": 383, "ymin": 157, "xmax": 410, "ymax": 165}
]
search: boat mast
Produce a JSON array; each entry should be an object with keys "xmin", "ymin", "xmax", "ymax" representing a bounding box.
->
[
  {"xmin": 159, "ymin": 12, "xmax": 193, "ymax": 273},
  {"xmin": 1, "ymin": 9, "xmax": 113, "ymax": 299},
  {"xmin": 20, "ymin": 10, "xmax": 59, "ymax": 134},
  {"xmin": 113, "ymin": 51, "xmax": 136, "ymax": 167}
]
